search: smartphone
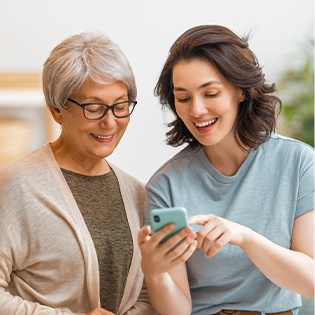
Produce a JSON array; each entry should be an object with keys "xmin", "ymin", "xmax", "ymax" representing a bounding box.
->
[{"xmin": 150, "ymin": 206, "xmax": 189, "ymax": 243}]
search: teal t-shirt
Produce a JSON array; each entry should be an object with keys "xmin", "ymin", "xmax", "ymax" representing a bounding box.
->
[{"xmin": 145, "ymin": 134, "xmax": 314, "ymax": 315}]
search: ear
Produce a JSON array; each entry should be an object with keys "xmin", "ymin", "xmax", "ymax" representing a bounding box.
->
[
  {"xmin": 239, "ymin": 89, "xmax": 245, "ymax": 103},
  {"xmin": 48, "ymin": 105, "xmax": 62, "ymax": 125}
]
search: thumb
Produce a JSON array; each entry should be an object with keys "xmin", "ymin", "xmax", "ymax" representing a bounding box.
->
[{"xmin": 137, "ymin": 225, "xmax": 151, "ymax": 245}]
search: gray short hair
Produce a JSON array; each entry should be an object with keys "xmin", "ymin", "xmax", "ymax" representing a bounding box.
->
[{"xmin": 42, "ymin": 31, "xmax": 136, "ymax": 110}]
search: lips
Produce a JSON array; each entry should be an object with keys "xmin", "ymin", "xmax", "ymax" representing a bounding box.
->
[{"xmin": 91, "ymin": 133, "xmax": 113, "ymax": 140}]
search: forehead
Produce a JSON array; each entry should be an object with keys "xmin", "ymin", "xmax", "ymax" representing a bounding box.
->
[
  {"xmin": 74, "ymin": 78, "xmax": 128, "ymax": 99},
  {"xmin": 172, "ymin": 59, "xmax": 225, "ymax": 88}
]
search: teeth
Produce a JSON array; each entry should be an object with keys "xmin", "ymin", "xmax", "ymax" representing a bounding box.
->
[
  {"xmin": 93, "ymin": 134, "xmax": 112, "ymax": 139},
  {"xmin": 195, "ymin": 118, "xmax": 217, "ymax": 127}
]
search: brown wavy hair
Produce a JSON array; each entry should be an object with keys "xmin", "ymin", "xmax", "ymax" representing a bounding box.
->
[{"xmin": 154, "ymin": 24, "xmax": 282, "ymax": 150}]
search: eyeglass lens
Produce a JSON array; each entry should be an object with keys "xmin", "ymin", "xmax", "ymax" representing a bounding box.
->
[{"xmin": 84, "ymin": 101, "xmax": 134, "ymax": 119}]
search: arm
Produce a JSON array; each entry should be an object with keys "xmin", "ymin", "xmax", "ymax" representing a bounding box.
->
[
  {"xmin": 242, "ymin": 210, "xmax": 314, "ymax": 298},
  {"xmin": 137, "ymin": 225, "xmax": 197, "ymax": 315},
  {"xmin": 0, "ymin": 249, "xmax": 115, "ymax": 315},
  {"xmin": 0, "ymin": 249, "xmax": 72, "ymax": 315},
  {"xmin": 124, "ymin": 282, "xmax": 158, "ymax": 315},
  {"xmin": 190, "ymin": 210, "xmax": 314, "ymax": 298}
]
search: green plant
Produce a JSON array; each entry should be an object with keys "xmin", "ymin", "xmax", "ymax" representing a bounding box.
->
[{"xmin": 277, "ymin": 38, "xmax": 314, "ymax": 147}]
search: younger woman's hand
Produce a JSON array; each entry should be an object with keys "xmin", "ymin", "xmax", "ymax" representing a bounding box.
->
[
  {"xmin": 189, "ymin": 214, "xmax": 250, "ymax": 258},
  {"xmin": 137, "ymin": 225, "xmax": 197, "ymax": 279}
]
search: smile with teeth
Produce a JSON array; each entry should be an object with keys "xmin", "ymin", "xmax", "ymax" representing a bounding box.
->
[
  {"xmin": 195, "ymin": 118, "xmax": 218, "ymax": 128},
  {"xmin": 92, "ymin": 133, "xmax": 113, "ymax": 139}
]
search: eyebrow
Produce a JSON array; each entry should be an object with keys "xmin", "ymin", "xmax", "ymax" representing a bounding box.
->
[
  {"xmin": 173, "ymin": 80, "xmax": 222, "ymax": 92},
  {"xmin": 80, "ymin": 93, "xmax": 129, "ymax": 103}
]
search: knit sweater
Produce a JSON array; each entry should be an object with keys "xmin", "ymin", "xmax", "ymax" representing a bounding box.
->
[{"xmin": 0, "ymin": 143, "xmax": 156, "ymax": 315}]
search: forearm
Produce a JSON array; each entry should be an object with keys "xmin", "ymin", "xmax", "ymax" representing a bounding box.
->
[
  {"xmin": 124, "ymin": 286, "xmax": 158, "ymax": 315},
  {"xmin": 144, "ymin": 273, "xmax": 192, "ymax": 315},
  {"xmin": 0, "ymin": 296, "xmax": 75, "ymax": 315},
  {"xmin": 242, "ymin": 228, "xmax": 314, "ymax": 297}
]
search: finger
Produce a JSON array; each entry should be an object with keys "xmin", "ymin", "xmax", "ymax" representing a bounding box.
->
[
  {"xmin": 163, "ymin": 226, "xmax": 195, "ymax": 248},
  {"xmin": 189, "ymin": 214, "xmax": 212, "ymax": 225},
  {"xmin": 86, "ymin": 308, "xmax": 115, "ymax": 315},
  {"xmin": 202, "ymin": 228, "xmax": 222, "ymax": 253},
  {"xmin": 150, "ymin": 223, "xmax": 175, "ymax": 245},
  {"xmin": 166, "ymin": 240, "xmax": 197, "ymax": 268},
  {"xmin": 196, "ymin": 221, "xmax": 217, "ymax": 249},
  {"xmin": 181, "ymin": 240, "xmax": 197, "ymax": 261},
  {"xmin": 206, "ymin": 233, "xmax": 229, "ymax": 258},
  {"xmin": 164, "ymin": 227, "xmax": 196, "ymax": 257}
]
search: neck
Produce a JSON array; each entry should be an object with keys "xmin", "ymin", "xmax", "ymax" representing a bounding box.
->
[
  {"xmin": 203, "ymin": 141, "xmax": 249, "ymax": 176},
  {"xmin": 50, "ymin": 139, "xmax": 111, "ymax": 176}
]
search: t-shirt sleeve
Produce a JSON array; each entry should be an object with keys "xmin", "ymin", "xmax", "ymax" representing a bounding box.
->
[
  {"xmin": 295, "ymin": 146, "xmax": 315, "ymax": 218},
  {"xmin": 144, "ymin": 174, "xmax": 173, "ymax": 227}
]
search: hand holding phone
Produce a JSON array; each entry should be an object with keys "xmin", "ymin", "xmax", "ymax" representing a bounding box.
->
[{"xmin": 150, "ymin": 207, "xmax": 189, "ymax": 243}]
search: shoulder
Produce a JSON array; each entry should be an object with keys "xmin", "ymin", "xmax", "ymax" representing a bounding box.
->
[
  {"xmin": 258, "ymin": 134, "xmax": 314, "ymax": 181},
  {"xmin": 263, "ymin": 134, "xmax": 314, "ymax": 160},
  {"xmin": 152, "ymin": 145, "xmax": 201, "ymax": 175},
  {"xmin": 267, "ymin": 134, "xmax": 314, "ymax": 149},
  {"xmin": 109, "ymin": 162, "xmax": 145, "ymax": 193},
  {"xmin": 0, "ymin": 144, "xmax": 52, "ymax": 186},
  {"xmin": 146, "ymin": 145, "xmax": 201, "ymax": 188}
]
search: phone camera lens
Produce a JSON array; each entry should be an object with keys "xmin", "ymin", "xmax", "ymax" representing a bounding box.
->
[{"xmin": 153, "ymin": 215, "xmax": 160, "ymax": 222}]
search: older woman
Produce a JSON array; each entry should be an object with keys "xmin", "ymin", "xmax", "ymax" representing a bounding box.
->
[{"xmin": 0, "ymin": 32, "xmax": 156, "ymax": 315}]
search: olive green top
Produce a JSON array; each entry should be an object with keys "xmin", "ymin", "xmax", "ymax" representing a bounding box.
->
[{"xmin": 62, "ymin": 168, "xmax": 133, "ymax": 314}]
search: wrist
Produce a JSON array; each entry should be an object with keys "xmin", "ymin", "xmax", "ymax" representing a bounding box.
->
[
  {"xmin": 144, "ymin": 271, "xmax": 169, "ymax": 284},
  {"xmin": 239, "ymin": 226, "xmax": 255, "ymax": 250}
]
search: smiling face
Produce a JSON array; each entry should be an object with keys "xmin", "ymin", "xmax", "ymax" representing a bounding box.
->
[
  {"xmin": 172, "ymin": 59, "xmax": 244, "ymax": 149},
  {"xmin": 50, "ymin": 78, "xmax": 130, "ymax": 167}
]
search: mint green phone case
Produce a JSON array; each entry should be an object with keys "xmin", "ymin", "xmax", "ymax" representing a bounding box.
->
[{"xmin": 150, "ymin": 207, "xmax": 189, "ymax": 243}]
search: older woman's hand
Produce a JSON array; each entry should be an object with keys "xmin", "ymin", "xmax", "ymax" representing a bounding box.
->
[{"xmin": 85, "ymin": 307, "xmax": 115, "ymax": 315}]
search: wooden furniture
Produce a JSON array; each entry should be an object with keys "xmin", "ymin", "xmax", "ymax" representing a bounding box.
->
[{"xmin": 0, "ymin": 72, "xmax": 55, "ymax": 164}]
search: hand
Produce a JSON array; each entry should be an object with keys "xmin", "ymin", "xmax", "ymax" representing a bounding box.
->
[
  {"xmin": 85, "ymin": 308, "xmax": 115, "ymax": 315},
  {"xmin": 189, "ymin": 214, "xmax": 250, "ymax": 258},
  {"xmin": 138, "ymin": 225, "xmax": 197, "ymax": 279}
]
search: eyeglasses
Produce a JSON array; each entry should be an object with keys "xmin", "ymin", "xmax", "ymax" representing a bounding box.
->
[{"xmin": 67, "ymin": 97, "xmax": 137, "ymax": 120}]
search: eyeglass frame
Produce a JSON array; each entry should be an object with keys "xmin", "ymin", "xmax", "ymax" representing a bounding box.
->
[{"xmin": 67, "ymin": 97, "xmax": 137, "ymax": 120}]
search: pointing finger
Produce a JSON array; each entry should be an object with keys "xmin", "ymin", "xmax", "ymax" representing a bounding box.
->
[{"xmin": 189, "ymin": 214, "xmax": 212, "ymax": 226}]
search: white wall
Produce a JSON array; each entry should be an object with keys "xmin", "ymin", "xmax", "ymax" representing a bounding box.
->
[{"xmin": 0, "ymin": 0, "xmax": 313, "ymax": 183}]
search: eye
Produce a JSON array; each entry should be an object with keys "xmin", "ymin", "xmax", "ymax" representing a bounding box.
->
[
  {"xmin": 84, "ymin": 104, "xmax": 103, "ymax": 113},
  {"xmin": 114, "ymin": 102, "xmax": 129, "ymax": 111},
  {"xmin": 205, "ymin": 93, "xmax": 218, "ymax": 98},
  {"xmin": 176, "ymin": 97, "xmax": 190, "ymax": 103}
]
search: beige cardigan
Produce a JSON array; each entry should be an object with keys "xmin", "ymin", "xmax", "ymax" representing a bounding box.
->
[{"xmin": 0, "ymin": 144, "xmax": 156, "ymax": 315}]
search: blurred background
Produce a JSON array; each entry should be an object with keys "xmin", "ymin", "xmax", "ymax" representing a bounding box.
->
[{"xmin": 0, "ymin": 0, "xmax": 314, "ymax": 313}]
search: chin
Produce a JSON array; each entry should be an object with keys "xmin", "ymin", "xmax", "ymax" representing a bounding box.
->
[
  {"xmin": 95, "ymin": 148, "xmax": 115, "ymax": 159},
  {"xmin": 197, "ymin": 138, "xmax": 220, "ymax": 147}
]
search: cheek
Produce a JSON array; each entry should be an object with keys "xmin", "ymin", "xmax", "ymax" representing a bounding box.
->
[
  {"xmin": 117, "ymin": 117, "xmax": 130, "ymax": 132},
  {"xmin": 174, "ymin": 104, "xmax": 187, "ymax": 120}
]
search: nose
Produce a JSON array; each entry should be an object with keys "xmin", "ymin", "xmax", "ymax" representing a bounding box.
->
[
  {"xmin": 99, "ymin": 108, "xmax": 116, "ymax": 127},
  {"xmin": 190, "ymin": 97, "xmax": 208, "ymax": 117}
]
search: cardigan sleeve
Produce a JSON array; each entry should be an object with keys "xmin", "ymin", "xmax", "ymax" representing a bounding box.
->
[
  {"xmin": 0, "ymin": 237, "xmax": 78, "ymax": 315},
  {"xmin": 0, "ymin": 147, "xmax": 94, "ymax": 315}
]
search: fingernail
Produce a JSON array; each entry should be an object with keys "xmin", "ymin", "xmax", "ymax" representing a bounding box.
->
[
  {"xmin": 184, "ymin": 226, "xmax": 192, "ymax": 234},
  {"xmin": 168, "ymin": 223, "xmax": 175, "ymax": 230},
  {"xmin": 189, "ymin": 233, "xmax": 196, "ymax": 239}
]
